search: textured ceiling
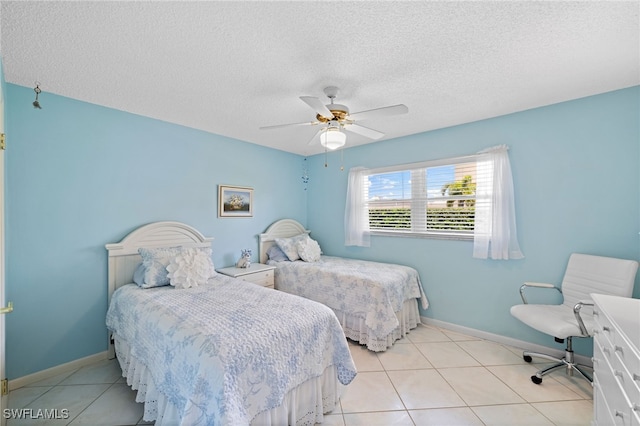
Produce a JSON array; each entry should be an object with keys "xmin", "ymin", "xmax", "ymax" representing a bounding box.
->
[{"xmin": 1, "ymin": 1, "xmax": 638, "ymax": 156}]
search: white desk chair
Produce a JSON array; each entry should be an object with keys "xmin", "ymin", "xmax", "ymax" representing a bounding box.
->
[{"xmin": 510, "ymin": 253, "xmax": 638, "ymax": 384}]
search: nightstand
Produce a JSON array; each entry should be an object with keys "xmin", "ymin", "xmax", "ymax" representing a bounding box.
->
[{"xmin": 216, "ymin": 263, "xmax": 276, "ymax": 289}]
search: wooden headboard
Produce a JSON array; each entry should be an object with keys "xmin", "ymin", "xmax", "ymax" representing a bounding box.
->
[{"xmin": 258, "ymin": 219, "xmax": 310, "ymax": 263}]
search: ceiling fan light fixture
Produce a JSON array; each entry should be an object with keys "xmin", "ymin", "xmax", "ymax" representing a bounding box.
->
[{"xmin": 320, "ymin": 126, "xmax": 346, "ymax": 150}]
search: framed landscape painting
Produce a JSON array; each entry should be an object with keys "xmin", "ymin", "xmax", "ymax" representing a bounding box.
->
[{"xmin": 218, "ymin": 185, "xmax": 253, "ymax": 217}]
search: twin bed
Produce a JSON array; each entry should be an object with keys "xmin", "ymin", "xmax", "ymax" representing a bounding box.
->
[
  {"xmin": 259, "ymin": 219, "xmax": 428, "ymax": 352},
  {"xmin": 105, "ymin": 221, "xmax": 357, "ymax": 426},
  {"xmin": 105, "ymin": 219, "xmax": 428, "ymax": 425}
]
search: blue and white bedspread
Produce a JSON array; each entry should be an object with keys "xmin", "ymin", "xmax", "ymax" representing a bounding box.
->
[
  {"xmin": 106, "ymin": 275, "xmax": 357, "ymax": 425},
  {"xmin": 269, "ymin": 256, "xmax": 428, "ymax": 341}
]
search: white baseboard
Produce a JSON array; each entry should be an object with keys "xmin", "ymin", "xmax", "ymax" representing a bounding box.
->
[
  {"xmin": 9, "ymin": 351, "xmax": 109, "ymax": 391},
  {"xmin": 421, "ymin": 317, "xmax": 593, "ymax": 367}
]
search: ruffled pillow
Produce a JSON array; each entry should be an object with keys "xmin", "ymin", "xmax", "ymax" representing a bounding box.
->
[
  {"xmin": 297, "ymin": 238, "xmax": 322, "ymax": 262},
  {"xmin": 166, "ymin": 247, "xmax": 216, "ymax": 289},
  {"xmin": 275, "ymin": 234, "xmax": 308, "ymax": 261},
  {"xmin": 138, "ymin": 246, "xmax": 183, "ymax": 288}
]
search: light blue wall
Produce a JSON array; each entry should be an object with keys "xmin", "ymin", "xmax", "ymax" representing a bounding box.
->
[
  {"xmin": 4, "ymin": 84, "xmax": 306, "ymax": 379},
  {"xmin": 306, "ymin": 87, "xmax": 640, "ymax": 357},
  {"xmin": 5, "ymin": 83, "xmax": 638, "ymax": 379}
]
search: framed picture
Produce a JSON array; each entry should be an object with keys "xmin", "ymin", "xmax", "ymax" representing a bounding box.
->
[{"xmin": 218, "ymin": 185, "xmax": 253, "ymax": 217}]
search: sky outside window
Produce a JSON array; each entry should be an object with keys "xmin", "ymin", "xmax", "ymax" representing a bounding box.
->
[{"xmin": 367, "ymin": 166, "xmax": 455, "ymax": 201}]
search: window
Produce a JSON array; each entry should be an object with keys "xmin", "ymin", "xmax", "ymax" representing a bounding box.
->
[
  {"xmin": 345, "ymin": 145, "xmax": 523, "ymax": 259},
  {"xmin": 364, "ymin": 157, "xmax": 479, "ymax": 239}
]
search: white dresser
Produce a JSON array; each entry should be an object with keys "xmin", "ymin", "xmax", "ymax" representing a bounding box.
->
[{"xmin": 592, "ymin": 293, "xmax": 640, "ymax": 426}]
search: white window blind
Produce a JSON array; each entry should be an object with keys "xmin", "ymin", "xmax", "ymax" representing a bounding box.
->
[{"xmin": 364, "ymin": 156, "xmax": 484, "ymax": 238}]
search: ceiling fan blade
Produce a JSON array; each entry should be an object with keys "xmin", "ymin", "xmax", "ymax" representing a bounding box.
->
[
  {"xmin": 259, "ymin": 121, "xmax": 317, "ymax": 130},
  {"xmin": 307, "ymin": 128, "xmax": 324, "ymax": 145},
  {"xmin": 300, "ymin": 96, "xmax": 334, "ymax": 119},
  {"xmin": 345, "ymin": 123, "xmax": 384, "ymax": 140},
  {"xmin": 348, "ymin": 104, "xmax": 408, "ymax": 121}
]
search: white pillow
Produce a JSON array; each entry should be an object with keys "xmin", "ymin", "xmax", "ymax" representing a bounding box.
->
[
  {"xmin": 297, "ymin": 238, "xmax": 322, "ymax": 262},
  {"xmin": 275, "ymin": 234, "xmax": 308, "ymax": 261},
  {"xmin": 166, "ymin": 247, "xmax": 216, "ymax": 289}
]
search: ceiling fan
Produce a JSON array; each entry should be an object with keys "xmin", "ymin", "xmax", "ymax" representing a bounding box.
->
[{"xmin": 260, "ymin": 86, "xmax": 408, "ymax": 150}]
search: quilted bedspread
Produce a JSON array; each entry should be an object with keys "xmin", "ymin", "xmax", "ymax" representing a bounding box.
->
[
  {"xmin": 106, "ymin": 275, "xmax": 357, "ymax": 425},
  {"xmin": 269, "ymin": 256, "xmax": 428, "ymax": 339}
]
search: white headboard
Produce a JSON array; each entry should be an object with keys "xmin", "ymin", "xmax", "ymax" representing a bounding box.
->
[
  {"xmin": 106, "ymin": 221, "xmax": 214, "ymax": 301},
  {"xmin": 258, "ymin": 219, "xmax": 309, "ymax": 263}
]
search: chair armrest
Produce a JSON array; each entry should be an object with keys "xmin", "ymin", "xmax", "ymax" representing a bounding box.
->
[
  {"xmin": 519, "ymin": 282, "xmax": 562, "ymax": 304},
  {"xmin": 523, "ymin": 282, "xmax": 556, "ymax": 288},
  {"xmin": 573, "ymin": 299, "xmax": 594, "ymax": 336}
]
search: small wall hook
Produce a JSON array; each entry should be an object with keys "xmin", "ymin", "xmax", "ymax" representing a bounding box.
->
[{"xmin": 33, "ymin": 82, "xmax": 42, "ymax": 109}]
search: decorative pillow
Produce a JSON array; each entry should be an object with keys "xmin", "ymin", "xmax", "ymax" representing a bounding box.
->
[
  {"xmin": 275, "ymin": 234, "xmax": 308, "ymax": 261},
  {"xmin": 138, "ymin": 246, "xmax": 183, "ymax": 288},
  {"xmin": 297, "ymin": 238, "xmax": 322, "ymax": 262},
  {"xmin": 266, "ymin": 245, "xmax": 289, "ymax": 262},
  {"xmin": 166, "ymin": 247, "xmax": 216, "ymax": 289}
]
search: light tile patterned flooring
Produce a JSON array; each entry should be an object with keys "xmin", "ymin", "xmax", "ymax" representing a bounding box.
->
[{"xmin": 7, "ymin": 324, "xmax": 594, "ymax": 425}]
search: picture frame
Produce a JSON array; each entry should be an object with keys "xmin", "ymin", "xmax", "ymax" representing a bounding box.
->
[{"xmin": 218, "ymin": 185, "xmax": 253, "ymax": 217}]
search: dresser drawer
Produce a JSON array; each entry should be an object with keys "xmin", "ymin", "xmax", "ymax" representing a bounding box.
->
[
  {"xmin": 594, "ymin": 308, "xmax": 640, "ymax": 408},
  {"xmin": 240, "ymin": 269, "xmax": 274, "ymax": 288},
  {"xmin": 594, "ymin": 376, "xmax": 621, "ymax": 426},
  {"xmin": 632, "ymin": 408, "xmax": 640, "ymax": 426},
  {"xmin": 615, "ymin": 347, "xmax": 640, "ymax": 398},
  {"xmin": 618, "ymin": 360, "xmax": 640, "ymax": 409},
  {"xmin": 595, "ymin": 309, "xmax": 620, "ymax": 350},
  {"xmin": 592, "ymin": 295, "xmax": 640, "ymax": 426},
  {"xmin": 595, "ymin": 338, "xmax": 634, "ymax": 425}
]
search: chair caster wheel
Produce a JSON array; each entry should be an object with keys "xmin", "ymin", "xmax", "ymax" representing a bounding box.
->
[
  {"xmin": 523, "ymin": 355, "xmax": 532, "ymax": 363},
  {"xmin": 531, "ymin": 375, "xmax": 542, "ymax": 384}
]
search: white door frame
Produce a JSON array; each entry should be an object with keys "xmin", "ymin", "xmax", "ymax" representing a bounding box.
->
[{"xmin": 0, "ymin": 57, "xmax": 8, "ymax": 426}]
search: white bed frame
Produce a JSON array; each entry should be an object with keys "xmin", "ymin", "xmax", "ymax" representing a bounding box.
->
[
  {"xmin": 259, "ymin": 218, "xmax": 309, "ymax": 263},
  {"xmin": 105, "ymin": 221, "xmax": 213, "ymax": 358}
]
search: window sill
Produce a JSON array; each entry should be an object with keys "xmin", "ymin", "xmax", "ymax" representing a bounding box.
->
[{"xmin": 370, "ymin": 230, "xmax": 473, "ymax": 241}]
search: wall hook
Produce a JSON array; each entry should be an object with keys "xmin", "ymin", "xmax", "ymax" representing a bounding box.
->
[{"xmin": 33, "ymin": 82, "xmax": 42, "ymax": 109}]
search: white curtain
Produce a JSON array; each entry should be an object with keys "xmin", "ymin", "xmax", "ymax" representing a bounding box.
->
[
  {"xmin": 473, "ymin": 145, "xmax": 524, "ymax": 260},
  {"xmin": 344, "ymin": 167, "xmax": 371, "ymax": 247}
]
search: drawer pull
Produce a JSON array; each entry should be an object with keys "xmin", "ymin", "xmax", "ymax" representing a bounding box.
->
[
  {"xmin": 602, "ymin": 326, "xmax": 611, "ymax": 332},
  {"xmin": 614, "ymin": 370, "xmax": 623, "ymax": 379},
  {"xmin": 633, "ymin": 373, "xmax": 640, "ymax": 382},
  {"xmin": 603, "ymin": 347, "xmax": 611, "ymax": 355},
  {"xmin": 634, "ymin": 404, "xmax": 640, "ymax": 412},
  {"xmin": 614, "ymin": 345, "xmax": 624, "ymax": 353},
  {"xmin": 615, "ymin": 410, "xmax": 624, "ymax": 418}
]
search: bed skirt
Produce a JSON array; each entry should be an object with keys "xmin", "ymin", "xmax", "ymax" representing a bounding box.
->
[
  {"xmin": 113, "ymin": 335, "xmax": 345, "ymax": 425},
  {"xmin": 334, "ymin": 298, "xmax": 420, "ymax": 352}
]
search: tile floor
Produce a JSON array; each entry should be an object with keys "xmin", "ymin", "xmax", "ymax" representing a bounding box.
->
[{"xmin": 7, "ymin": 324, "xmax": 594, "ymax": 425}]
